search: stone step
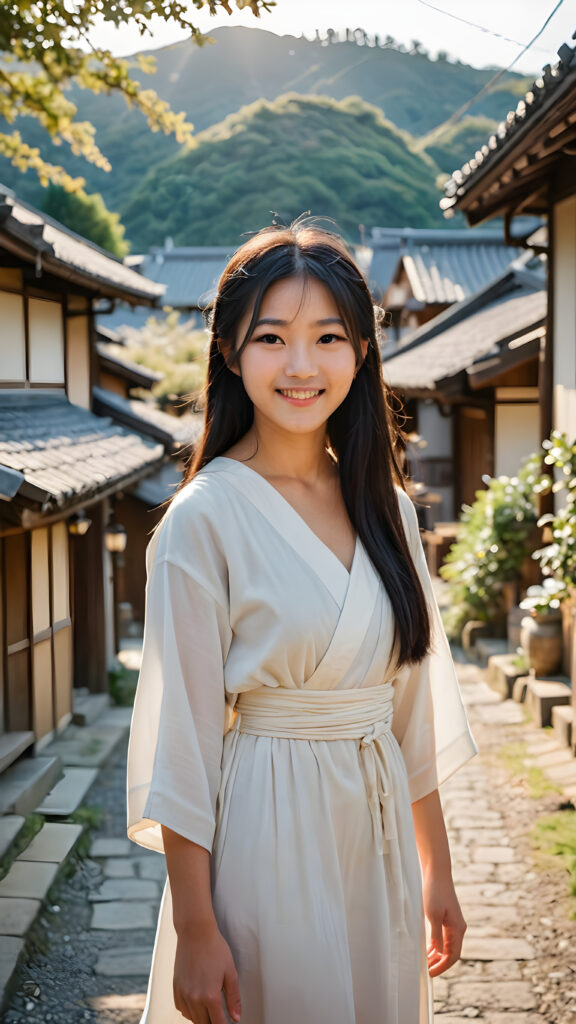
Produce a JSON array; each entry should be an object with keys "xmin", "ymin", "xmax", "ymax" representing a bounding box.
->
[
  {"xmin": 0, "ymin": 859, "xmax": 59, "ymax": 900},
  {"xmin": 17, "ymin": 822, "xmax": 83, "ymax": 863},
  {"xmin": 525, "ymin": 676, "xmax": 572, "ymax": 728},
  {"xmin": 0, "ymin": 819, "xmax": 85, "ymax": 1010},
  {"xmin": 42, "ymin": 722, "xmax": 126, "ymax": 769},
  {"xmin": 0, "ymin": 936, "xmax": 25, "ymax": 1010},
  {"xmin": 474, "ymin": 638, "xmax": 509, "ymax": 668},
  {"xmin": 552, "ymin": 704, "xmax": 574, "ymax": 750},
  {"xmin": 487, "ymin": 654, "xmax": 527, "ymax": 700},
  {"xmin": 512, "ymin": 675, "xmax": 530, "ymax": 703},
  {"xmin": 72, "ymin": 692, "xmax": 110, "ymax": 728},
  {"xmin": 94, "ymin": 945, "xmax": 154, "ymax": 977},
  {"xmin": 0, "ymin": 756, "xmax": 63, "ymax": 816},
  {"xmin": 35, "ymin": 766, "xmax": 98, "ymax": 816},
  {"xmin": 0, "ymin": 816, "xmax": 26, "ymax": 862},
  {"xmin": 0, "ymin": 732, "xmax": 35, "ymax": 774}
]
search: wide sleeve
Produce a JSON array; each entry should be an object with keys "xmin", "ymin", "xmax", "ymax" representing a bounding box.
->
[
  {"xmin": 126, "ymin": 493, "xmax": 232, "ymax": 855},
  {"xmin": 392, "ymin": 488, "xmax": 478, "ymax": 803}
]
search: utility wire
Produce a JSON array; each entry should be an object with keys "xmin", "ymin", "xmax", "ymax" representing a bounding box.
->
[
  {"xmin": 415, "ymin": 0, "xmax": 552, "ymax": 56},
  {"xmin": 426, "ymin": 0, "xmax": 565, "ymax": 143}
]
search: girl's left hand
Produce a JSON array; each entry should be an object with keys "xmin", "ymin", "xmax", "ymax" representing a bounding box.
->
[{"xmin": 422, "ymin": 872, "xmax": 467, "ymax": 977}]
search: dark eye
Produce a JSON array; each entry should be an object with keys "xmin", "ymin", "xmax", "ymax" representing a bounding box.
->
[
  {"xmin": 253, "ymin": 333, "xmax": 283, "ymax": 345},
  {"xmin": 318, "ymin": 333, "xmax": 347, "ymax": 344}
]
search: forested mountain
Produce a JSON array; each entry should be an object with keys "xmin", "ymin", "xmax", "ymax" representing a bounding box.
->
[
  {"xmin": 122, "ymin": 94, "xmax": 445, "ymax": 247},
  {"xmin": 0, "ymin": 26, "xmax": 522, "ymax": 245}
]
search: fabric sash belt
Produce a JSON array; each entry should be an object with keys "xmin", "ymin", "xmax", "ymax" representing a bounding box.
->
[{"xmin": 231, "ymin": 683, "xmax": 397, "ymax": 858}]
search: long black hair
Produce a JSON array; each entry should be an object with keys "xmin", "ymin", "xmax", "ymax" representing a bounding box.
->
[{"xmin": 172, "ymin": 221, "xmax": 431, "ymax": 667}]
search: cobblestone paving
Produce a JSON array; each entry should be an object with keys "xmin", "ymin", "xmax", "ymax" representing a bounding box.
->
[
  {"xmin": 437, "ymin": 660, "xmax": 576, "ymax": 1024},
  {"xmin": 3, "ymin": 654, "xmax": 576, "ymax": 1023}
]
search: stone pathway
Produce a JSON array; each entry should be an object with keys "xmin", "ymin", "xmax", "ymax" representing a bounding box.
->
[
  {"xmin": 3, "ymin": 654, "xmax": 576, "ymax": 1022},
  {"xmin": 437, "ymin": 659, "xmax": 576, "ymax": 1023}
]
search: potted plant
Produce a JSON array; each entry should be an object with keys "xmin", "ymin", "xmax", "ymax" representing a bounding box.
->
[
  {"xmin": 519, "ymin": 579, "xmax": 567, "ymax": 676},
  {"xmin": 529, "ymin": 431, "xmax": 576, "ymax": 676}
]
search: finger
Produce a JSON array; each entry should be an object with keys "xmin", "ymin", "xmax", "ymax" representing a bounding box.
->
[
  {"xmin": 223, "ymin": 965, "xmax": 242, "ymax": 1023},
  {"xmin": 430, "ymin": 914, "xmax": 444, "ymax": 955},
  {"xmin": 208, "ymin": 995, "xmax": 228, "ymax": 1024},
  {"xmin": 428, "ymin": 925, "xmax": 464, "ymax": 976}
]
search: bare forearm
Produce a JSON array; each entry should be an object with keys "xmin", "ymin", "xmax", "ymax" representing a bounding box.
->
[
  {"xmin": 411, "ymin": 788, "xmax": 452, "ymax": 878},
  {"xmin": 161, "ymin": 825, "xmax": 217, "ymax": 937}
]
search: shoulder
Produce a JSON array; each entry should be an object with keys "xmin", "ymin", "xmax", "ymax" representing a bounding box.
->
[
  {"xmin": 394, "ymin": 485, "xmax": 421, "ymax": 552},
  {"xmin": 146, "ymin": 468, "xmax": 231, "ymax": 591},
  {"xmin": 395, "ymin": 485, "xmax": 417, "ymax": 526}
]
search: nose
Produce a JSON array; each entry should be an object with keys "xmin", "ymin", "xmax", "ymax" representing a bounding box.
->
[{"xmin": 284, "ymin": 341, "xmax": 317, "ymax": 380}]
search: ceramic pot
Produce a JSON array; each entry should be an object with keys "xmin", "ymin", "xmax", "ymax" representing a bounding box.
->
[{"xmin": 520, "ymin": 611, "xmax": 563, "ymax": 676}]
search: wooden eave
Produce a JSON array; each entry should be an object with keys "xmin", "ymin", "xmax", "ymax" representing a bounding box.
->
[{"xmin": 451, "ymin": 74, "xmax": 576, "ymax": 225}]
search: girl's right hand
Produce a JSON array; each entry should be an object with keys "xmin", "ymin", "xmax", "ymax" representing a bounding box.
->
[{"xmin": 173, "ymin": 925, "xmax": 241, "ymax": 1024}]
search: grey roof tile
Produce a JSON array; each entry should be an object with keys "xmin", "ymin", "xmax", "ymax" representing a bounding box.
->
[
  {"xmin": 92, "ymin": 386, "xmax": 203, "ymax": 451},
  {"xmin": 0, "ymin": 186, "xmax": 165, "ymax": 305},
  {"xmin": 443, "ymin": 39, "xmax": 576, "ymax": 212},
  {"xmin": 367, "ymin": 226, "xmax": 523, "ymax": 301},
  {"xmin": 138, "ymin": 246, "xmax": 233, "ymax": 309},
  {"xmin": 0, "ymin": 393, "xmax": 164, "ymax": 511},
  {"xmin": 383, "ymin": 285, "xmax": 546, "ymax": 391}
]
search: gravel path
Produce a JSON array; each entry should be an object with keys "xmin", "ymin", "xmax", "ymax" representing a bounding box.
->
[{"xmin": 3, "ymin": 654, "xmax": 576, "ymax": 1023}]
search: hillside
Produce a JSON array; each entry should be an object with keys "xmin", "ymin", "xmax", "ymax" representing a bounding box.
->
[
  {"xmin": 0, "ymin": 26, "xmax": 529, "ymax": 217},
  {"xmin": 120, "ymin": 94, "xmax": 445, "ymax": 247}
]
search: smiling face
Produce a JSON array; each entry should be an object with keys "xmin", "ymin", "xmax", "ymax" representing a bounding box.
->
[{"xmin": 224, "ymin": 275, "xmax": 368, "ymax": 439}]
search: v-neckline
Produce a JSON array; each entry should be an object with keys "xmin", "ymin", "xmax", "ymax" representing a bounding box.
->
[{"xmin": 211, "ymin": 456, "xmax": 359, "ymax": 579}]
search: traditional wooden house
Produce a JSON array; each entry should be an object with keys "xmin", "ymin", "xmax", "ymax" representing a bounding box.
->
[
  {"xmin": 0, "ymin": 185, "xmax": 167, "ymax": 789},
  {"xmin": 382, "ymin": 253, "xmax": 546, "ymax": 523},
  {"xmin": 93, "ymin": 328, "xmax": 202, "ymax": 631},
  {"xmin": 441, "ymin": 35, "xmax": 576, "ymax": 682},
  {"xmin": 367, "ymin": 226, "xmax": 522, "ymax": 343}
]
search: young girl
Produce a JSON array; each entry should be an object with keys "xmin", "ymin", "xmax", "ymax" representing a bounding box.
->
[{"xmin": 127, "ymin": 222, "xmax": 478, "ymax": 1024}]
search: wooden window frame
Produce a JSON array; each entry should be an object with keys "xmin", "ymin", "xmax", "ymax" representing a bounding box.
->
[{"xmin": 0, "ymin": 284, "xmax": 67, "ymax": 392}]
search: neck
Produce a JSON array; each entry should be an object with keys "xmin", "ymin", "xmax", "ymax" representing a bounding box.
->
[{"xmin": 244, "ymin": 415, "xmax": 334, "ymax": 483}]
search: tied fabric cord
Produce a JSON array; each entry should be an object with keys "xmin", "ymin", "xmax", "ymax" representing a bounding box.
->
[{"xmin": 359, "ymin": 714, "xmax": 397, "ymax": 856}]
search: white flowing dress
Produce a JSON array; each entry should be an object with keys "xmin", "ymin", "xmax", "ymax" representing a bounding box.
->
[{"xmin": 126, "ymin": 456, "xmax": 477, "ymax": 1024}]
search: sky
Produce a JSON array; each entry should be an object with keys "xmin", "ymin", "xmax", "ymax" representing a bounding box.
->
[{"xmin": 91, "ymin": 0, "xmax": 575, "ymax": 76}]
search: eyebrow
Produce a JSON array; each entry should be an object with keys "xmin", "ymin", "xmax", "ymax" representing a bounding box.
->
[{"xmin": 253, "ymin": 317, "xmax": 346, "ymax": 327}]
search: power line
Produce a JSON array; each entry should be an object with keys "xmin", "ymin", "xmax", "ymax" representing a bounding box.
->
[
  {"xmin": 427, "ymin": 0, "xmax": 565, "ymax": 142},
  {"xmin": 415, "ymin": 0, "xmax": 551, "ymax": 56}
]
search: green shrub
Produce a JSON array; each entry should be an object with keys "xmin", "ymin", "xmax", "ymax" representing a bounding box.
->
[{"xmin": 439, "ymin": 453, "xmax": 545, "ymax": 638}]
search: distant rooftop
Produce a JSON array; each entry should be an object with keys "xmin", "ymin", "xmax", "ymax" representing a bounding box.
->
[
  {"xmin": 367, "ymin": 225, "xmax": 530, "ymax": 303},
  {"xmin": 382, "ymin": 256, "xmax": 546, "ymax": 393},
  {"xmin": 133, "ymin": 242, "xmax": 234, "ymax": 310},
  {"xmin": 93, "ymin": 386, "xmax": 202, "ymax": 454}
]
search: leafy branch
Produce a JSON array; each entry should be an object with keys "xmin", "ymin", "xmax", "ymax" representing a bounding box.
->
[{"xmin": 0, "ymin": 0, "xmax": 275, "ymax": 189}]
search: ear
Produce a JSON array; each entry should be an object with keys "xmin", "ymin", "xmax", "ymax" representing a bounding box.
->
[{"xmin": 217, "ymin": 337, "xmax": 242, "ymax": 377}]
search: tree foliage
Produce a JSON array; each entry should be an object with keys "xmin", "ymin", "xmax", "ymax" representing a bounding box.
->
[
  {"xmin": 0, "ymin": 1, "xmax": 274, "ymax": 190},
  {"xmin": 41, "ymin": 185, "xmax": 129, "ymax": 258},
  {"xmin": 120, "ymin": 93, "xmax": 445, "ymax": 248}
]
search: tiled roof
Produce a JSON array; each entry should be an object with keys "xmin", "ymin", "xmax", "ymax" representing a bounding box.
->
[
  {"xmin": 400, "ymin": 241, "xmax": 520, "ymax": 305},
  {"xmin": 0, "ymin": 185, "xmax": 165, "ymax": 304},
  {"xmin": 96, "ymin": 342, "xmax": 163, "ymax": 388},
  {"xmin": 92, "ymin": 387, "xmax": 203, "ymax": 452},
  {"xmin": 137, "ymin": 245, "xmax": 233, "ymax": 309},
  {"xmin": 131, "ymin": 459, "xmax": 184, "ymax": 508},
  {"xmin": 367, "ymin": 226, "xmax": 522, "ymax": 303},
  {"xmin": 382, "ymin": 268, "xmax": 545, "ymax": 392},
  {"xmin": 442, "ymin": 38, "xmax": 576, "ymax": 217},
  {"xmin": 0, "ymin": 392, "xmax": 164, "ymax": 516}
]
